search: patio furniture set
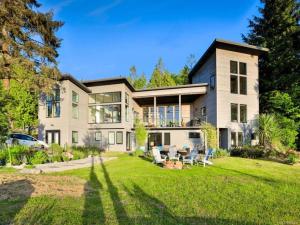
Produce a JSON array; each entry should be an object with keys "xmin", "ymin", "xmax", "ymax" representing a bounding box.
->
[{"xmin": 151, "ymin": 145, "xmax": 214, "ymax": 169}]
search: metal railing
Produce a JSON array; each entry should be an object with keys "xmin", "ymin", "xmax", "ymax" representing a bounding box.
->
[{"xmin": 138, "ymin": 116, "xmax": 207, "ymax": 128}]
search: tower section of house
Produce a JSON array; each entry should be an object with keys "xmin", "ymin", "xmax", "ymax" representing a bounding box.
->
[{"xmin": 189, "ymin": 39, "xmax": 268, "ymax": 149}]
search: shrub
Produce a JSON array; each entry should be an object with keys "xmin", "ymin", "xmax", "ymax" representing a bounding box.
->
[
  {"xmin": 49, "ymin": 143, "xmax": 63, "ymax": 155},
  {"xmin": 135, "ymin": 119, "xmax": 148, "ymax": 149},
  {"xmin": 9, "ymin": 145, "xmax": 32, "ymax": 165},
  {"xmin": 202, "ymin": 122, "xmax": 218, "ymax": 149},
  {"xmin": 230, "ymin": 146, "xmax": 265, "ymax": 159},
  {"xmin": 72, "ymin": 150, "xmax": 86, "ymax": 160},
  {"xmin": 30, "ymin": 151, "xmax": 49, "ymax": 165},
  {"xmin": 0, "ymin": 150, "xmax": 7, "ymax": 166},
  {"xmin": 214, "ymin": 148, "xmax": 229, "ymax": 158},
  {"xmin": 51, "ymin": 154, "xmax": 63, "ymax": 162},
  {"xmin": 285, "ymin": 151, "xmax": 299, "ymax": 165}
]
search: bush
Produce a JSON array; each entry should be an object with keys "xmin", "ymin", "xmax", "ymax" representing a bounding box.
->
[
  {"xmin": 285, "ymin": 151, "xmax": 299, "ymax": 165},
  {"xmin": 51, "ymin": 154, "xmax": 63, "ymax": 162},
  {"xmin": 230, "ymin": 146, "xmax": 265, "ymax": 159},
  {"xmin": 8, "ymin": 145, "xmax": 33, "ymax": 165},
  {"xmin": 72, "ymin": 150, "xmax": 85, "ymax": 160},
  {"xmin": 214, "ymin": 148, "xmax": 229, "ymax": 158},
  {"xmin": 0, "ymin": 150, "xmax": 6, "ymax": 166},
  {"xmin": 30, "ymin": 151, "xmax": 49, "ymax": 165}
]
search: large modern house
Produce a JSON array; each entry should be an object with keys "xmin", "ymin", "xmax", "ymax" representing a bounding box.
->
[{"xmin": 38, "ymin": 39, "xmax": 268, "ymax": 151}]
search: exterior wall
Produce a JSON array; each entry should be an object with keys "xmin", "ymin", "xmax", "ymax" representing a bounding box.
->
[
  {"xmin": 85, "ymin": 83, "xmax": 134, "ymax": 151},
  {"xmin": 38, "ymin": 80, "xmax": 89, "ymax": 147},
  {"xmin": 191, "ymin": 53, "xmax": 217, "ymax": 125},
  {"xmin": 216, "ymin": 48, "xmax": 259, "ymax": 143}
]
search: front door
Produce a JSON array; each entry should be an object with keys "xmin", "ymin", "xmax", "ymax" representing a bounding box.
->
[
  {"xmin": 148, "ymin": 133, "xmax": 162, "ymax": 149},
  {"xmin": 46, "ymin": 130, "xmax": 60, "ymax": 145}
]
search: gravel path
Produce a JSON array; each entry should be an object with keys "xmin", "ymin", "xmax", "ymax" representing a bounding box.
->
[{"xmin": 20, "ymin": 156, "xmax": 117, "ymax": 174}]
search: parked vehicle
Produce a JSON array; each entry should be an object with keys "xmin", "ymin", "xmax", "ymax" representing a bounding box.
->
[{"xmin": 5, "ymin": 133, "xmax": 49, "ymax": 149}]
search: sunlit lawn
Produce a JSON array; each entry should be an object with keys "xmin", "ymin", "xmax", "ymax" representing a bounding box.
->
[{"xmin": 1, "ymin": 154, "xmax": 300, "ymax": 225}]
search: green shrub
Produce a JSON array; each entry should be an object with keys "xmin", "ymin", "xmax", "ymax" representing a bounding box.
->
[
  {"xmin": 214, "ymin": 148, "xmax": 229, "ymax": 158},
  {"xmin": 51, "ymin": 154, "xmax": 63, "ymax": 162},
  {"xmin": 72, "ymin": 150, "xmax": 85, "ymax": 160},
  {"xmin": 0, "ymin": 150, "xmax": 7, "ymax": 166},
  {"xmin": 230, "ymin": 146, "xmax": 265, "ymax": 159},
  {"xmin": 9, "ymin": 145, "xmax": 32, "ymax": 165},
  {"xmin": 202, "ymin": 122, "xmax": 218, "ymax": 149},
  {"xmin": 285, "ymin": 152, "xmax": 299, "ymax": 165},
  {"xmin": 30, "ymin": 151, "xmax": 49, "ymax": 165},
  {"xmin": 49, "ymin": 143, "xmax": 63, "ymax": 155}
]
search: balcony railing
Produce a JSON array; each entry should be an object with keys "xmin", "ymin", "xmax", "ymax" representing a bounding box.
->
[{"xmin": 138, "ymin": 116, "xmax": 207, "ymax": 128}]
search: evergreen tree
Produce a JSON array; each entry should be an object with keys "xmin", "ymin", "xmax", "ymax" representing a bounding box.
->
[
  {"xmin": 242, "ymin": 0, "xmax": 300, "ymax": 111},
  {"xmin": 148, "ymin": 58, "xmax": 176, "ymax": 88},
  {"xmin": 0, "ymin": 0, "xmax": 63, "ymax": 91},
  {"xmin": 128, "ymin": 66, "xmax": 147, "ymax": 90}
]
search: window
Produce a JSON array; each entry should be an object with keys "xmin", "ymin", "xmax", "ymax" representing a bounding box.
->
[
  {"xmin": 125, "ymin": 93, "xmax": 129, "ymax": 122},
  {"xmin": 164, "ymin": 133, "xmax": 170, "ymax": 145},
  {"xmin": 239, "ymin": 62, "xmax": 247, "ymax": 75},
  {"xmin": 230, "ymin": 61, "xmax": 238, "ymax": 74},
  {"xmin": 210, "ymin": 75, "xmax": 215, "ymax": 90},
  {"xmin": 201, "ymin": 107, "xmax": 207, "ymax": 116},
  {"xmin": 189, "ymin": 132, "xmax": 200, "ymax": 138},
  {"xmin": 116, "ymin": 131, "xmax": 123, "ymax": 144},
  {"xmin": 240, "ymin": 77, "xmax": 247, "ymax": 95},
  {"xmin": 230, "ymin": 75, "xmax": 238, "ymax": 94},
  {"xmin": 72, "ymin": 91, "xmax": 79, "ymax": 119},
  {"xmin": 240, "ymin": 104, "xmax": 247, "ymax": 123},
  {"xmin": 230, "ymin": 61, "xmax": 247, "ymax": 95},
  {"xmin": 238, "ymin": 132, "xmax": 243, "ymax": 146},
  {"xmin": 95, "ymin": 132, "xmax": 101, "ymax": 141},
  {"xmin": 231, "ymin": 132, "xmax": 237, "ymax": 147},
  {"xmin": 72, "ymin": 131, "xmax": 78, "ymax": 144},
  {"xmin": 46, "ymin": 88, "xmax": 60, "ymax": 118},
  {"xmin": 88, "ymin": 92, "xmax": 121, "ymax": 124},
  {"xmin": 231, "ymin": 104, "xmax": 238, "ymax": 122},
  {"xmin": 108, "ymin": 132, "xmax": 115, "ymax": 145}
]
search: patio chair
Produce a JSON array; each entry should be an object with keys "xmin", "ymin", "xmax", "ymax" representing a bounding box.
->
[
  {"xmin": 182, "ymin": 149, "xmax": 199, "ymax": 165},
  {"xmin": 199, "ymin": 148, "xmax": 214, "ymax": 167},
  {"xmin": 152, "ymin": 147, "xmax": 166, "ymax": 164},
  {"xmin": 168, "ymin": 145, "xmax": 180, "ymax": 161}
]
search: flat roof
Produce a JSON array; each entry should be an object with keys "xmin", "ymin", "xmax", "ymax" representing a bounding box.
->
[
  {"xmin": 82, "ymin": 77, "xmax": 135, "ymax": 91},
  {"xmin": 188, "ymin": 38, "xmax": 269, "ymax": 81},
  {"xmin": 134, "ymin": 83, "xmax": 208, "ymax": 92},
  {"xmin": 60, "ymin": 75, "xmax": 91, "ymax": 93}
]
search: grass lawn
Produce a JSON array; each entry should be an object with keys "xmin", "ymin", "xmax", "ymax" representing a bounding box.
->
[{"xmin": 0, "ymin": 154, "xmax": 300, "ymax": 225}]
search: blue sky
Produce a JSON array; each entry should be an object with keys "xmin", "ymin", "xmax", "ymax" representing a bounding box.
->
[{"xmin": 40, "ymin": 0, "xmax": 261, "ymax": 80}]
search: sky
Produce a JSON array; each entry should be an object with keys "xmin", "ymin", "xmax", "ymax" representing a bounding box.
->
[{"xmin": 40, "ymin": 0, "xmax": 261, "ymax": 81}]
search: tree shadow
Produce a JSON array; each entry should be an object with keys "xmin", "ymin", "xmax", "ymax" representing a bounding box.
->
[
  {"xmin": 0, "ymin": 179, "xmax": 34, "ymax": 224},
  {"xmin": 123, "ymin": 183, "xmax": 259, "ymax": 225},
  {"xmin": 82, "ymin": 156, "xmax": 105, "ymax": 225},
  {"xmin": 100, "ymin": 156, "xmax": 129, "ymax": 224}
]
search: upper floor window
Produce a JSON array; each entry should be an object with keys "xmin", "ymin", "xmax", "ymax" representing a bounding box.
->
[
  {"xmin": 230, "ymin": 60, "xmax": 247, "ymax": 95},
  {"xmin": 125, "ymin": 93, "xmax": 129, "ymax": 122},
  {"xmin": 240, "ymin": 104, "xmax": 247, "ymax": 123},
  {"xmin": 231, "ymin": 103, "xmax": 247, "ymax": 123},
  {"xmin": 231, "ymin": 103, "xmax": 238, "ymax": 122},
  {"xmin": 88, "ymin": 92, "xmax": 122, "ymax": 124},
  {"xmin": 72, "ymin": 91, "xmax": 79, "ymax": 119},
  {"xmin": 89, "ymin": 92, "xmax": 121, "ymax": 104},
  {"xmin": 46, "ymin": 88, "xmax": 60, "ymax": 118}
]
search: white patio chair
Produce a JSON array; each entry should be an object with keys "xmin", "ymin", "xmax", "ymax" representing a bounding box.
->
[
  {"xmin": 182, "ymin": 149, "xmax": 200, "ymax": 165},
  {"xmin": 168, "ymin": 145, "xmax": 180, "ymax": 161},
  {"xmin": 152, "ymin": 147, "xmax": 166, "ymax": 164}
]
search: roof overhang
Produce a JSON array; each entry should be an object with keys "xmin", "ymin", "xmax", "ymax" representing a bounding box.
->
[
  {"xmin": 60, "ymin": 75, "xmax": 91, "ymax": 93},
  {"xmin": 82, "ymin": 77, "xmax": 135, "ymax": 91}
]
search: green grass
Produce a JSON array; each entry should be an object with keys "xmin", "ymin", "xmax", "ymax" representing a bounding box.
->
[{"xmin": 1, "ymin": 154, "xmax": 300, "ymax": 225}]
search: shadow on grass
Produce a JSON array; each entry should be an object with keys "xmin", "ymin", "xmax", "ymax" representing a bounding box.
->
[
  {"xmin": 123, "ymin": 183, "xmax": 259, "ymax": 225},
  {"xmin": 82, "ymin": 157, "xmax": 105, "ymax": 225},
  {"xmin": 100, "ymin": 156, "xmax": 129, "ymax": 224},
  {"xmin": 0, "ymin": 179, "xmax": 34, "ymax": 224}
]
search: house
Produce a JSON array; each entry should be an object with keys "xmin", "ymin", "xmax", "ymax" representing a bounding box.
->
[{"xmin": 38, "ymin": 39, "xmax": 268, "ymax": 151}]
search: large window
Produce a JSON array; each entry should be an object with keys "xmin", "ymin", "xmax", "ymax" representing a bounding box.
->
[
  {"xmin": 238, "ymin": 132, "xmax": 243, "ymax": 146},
  {"xmin": 72, "ymin": 131, "xmax": 78, "ymax": 144},
  {"xmin": 125, "ymin": 93, "xmax": 129, "ymax": 122},
  {"xmin": 88, "ymin": 92, "xmax": 121, "ymax": 124},
  {"xmin": 72, "ymin": 91, "xmax": 79, "ymax": 119},
  {"xmin": 240, "ymin": 104, "xmax": 247, "ymax": 123},
  {"xmin": 231, "ymin": 132, "xmax": 237, "ymax": 147},
  {"xmin": 46, "ymin": 88, "xmax": 60, "ymax": 118},
  {"xmin": 230, "ymin": 60, "xmax": 247, "ymax": 95},
  {"xmin": 231, "ymin": 103, "xmax": 238, "ymax": 122},
  {"xmin": 89, "ymin": 92, "xmax": 121, "ymax": 104}
]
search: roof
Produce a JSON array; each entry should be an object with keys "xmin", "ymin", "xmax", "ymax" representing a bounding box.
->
[
  {"xmin": 188, "ymin": 38, "xmax": 269, "ymax": 81},
  {"xmin": 134, "ymin": 83, "xmax": 208, "ymax": 92},
  {"xmin": 60, "ymin": 75, "xmax": 91, "ymax": 93},
  {"xmin": 82, "ymin": 77, "xmax": 135, "ymax": 91}
]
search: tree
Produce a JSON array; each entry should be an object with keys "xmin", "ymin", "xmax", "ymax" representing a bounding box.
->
[
  {"xmin": 242, "ymin": 0, "xmax": 300, "ymax": 112},
  {"xmin": 135, "ymin": 119, "xmax": 148, "ymax": 149},
  {"xmin": 172, "ymin": 65, "xmax": 189, "ymax": 85},
  {"xmin": 127, "ymin": 66, "xmax": 147, "ymax": 90},
  {"xmin": 0, "ymin": 81, "xmax": 9, "ymax": 142},
  {"xmin": 148, "ymin": 58, "xmax": 176, "ymax": 88},
  {"xmin": 0, "ymin": 0, "xmax": 63, "ymax": 91},
  {"xmin": 258, "ymin": 114, "xmax": 281, "ymax": 150}
]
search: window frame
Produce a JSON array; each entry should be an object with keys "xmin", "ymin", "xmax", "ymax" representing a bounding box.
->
[
  {"xmin": 108, "ymin": 132, "xmax": 115, "ymax": 145},
  {"xmin": 238, "ymin": 132, "xmax": 243, "ymax": 146},
  {"xmin": 116, "ymin": 131, "xmax": 123, "ymax": 144},
  {"xmin": 46, "ymin": 88, "xmax": 61, "ymax": 118},
  {"xmin": 231, "ymin": 103, "xmax": 238, "ymax": 122},
  {"xmin": 240, "ymin": 104, "xmax": 247, "ymax": 123},
  {"xmin": 230, "ymin": 75, "xmax": 238, "ymax": 94},
  {"xmin": 95, "ymin": 131, "xmax": 101, "ymax": 141},
  {"xmin": 72, "ymin": 131, "xmax": 78, "ymax": 144},
  {"xmin": 164, "ymin": 133, "xmax": 171, "ymax": 145},
  {"xmin": 231, "ymin": 132, "xmax": 237, "ymax": 147}
]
